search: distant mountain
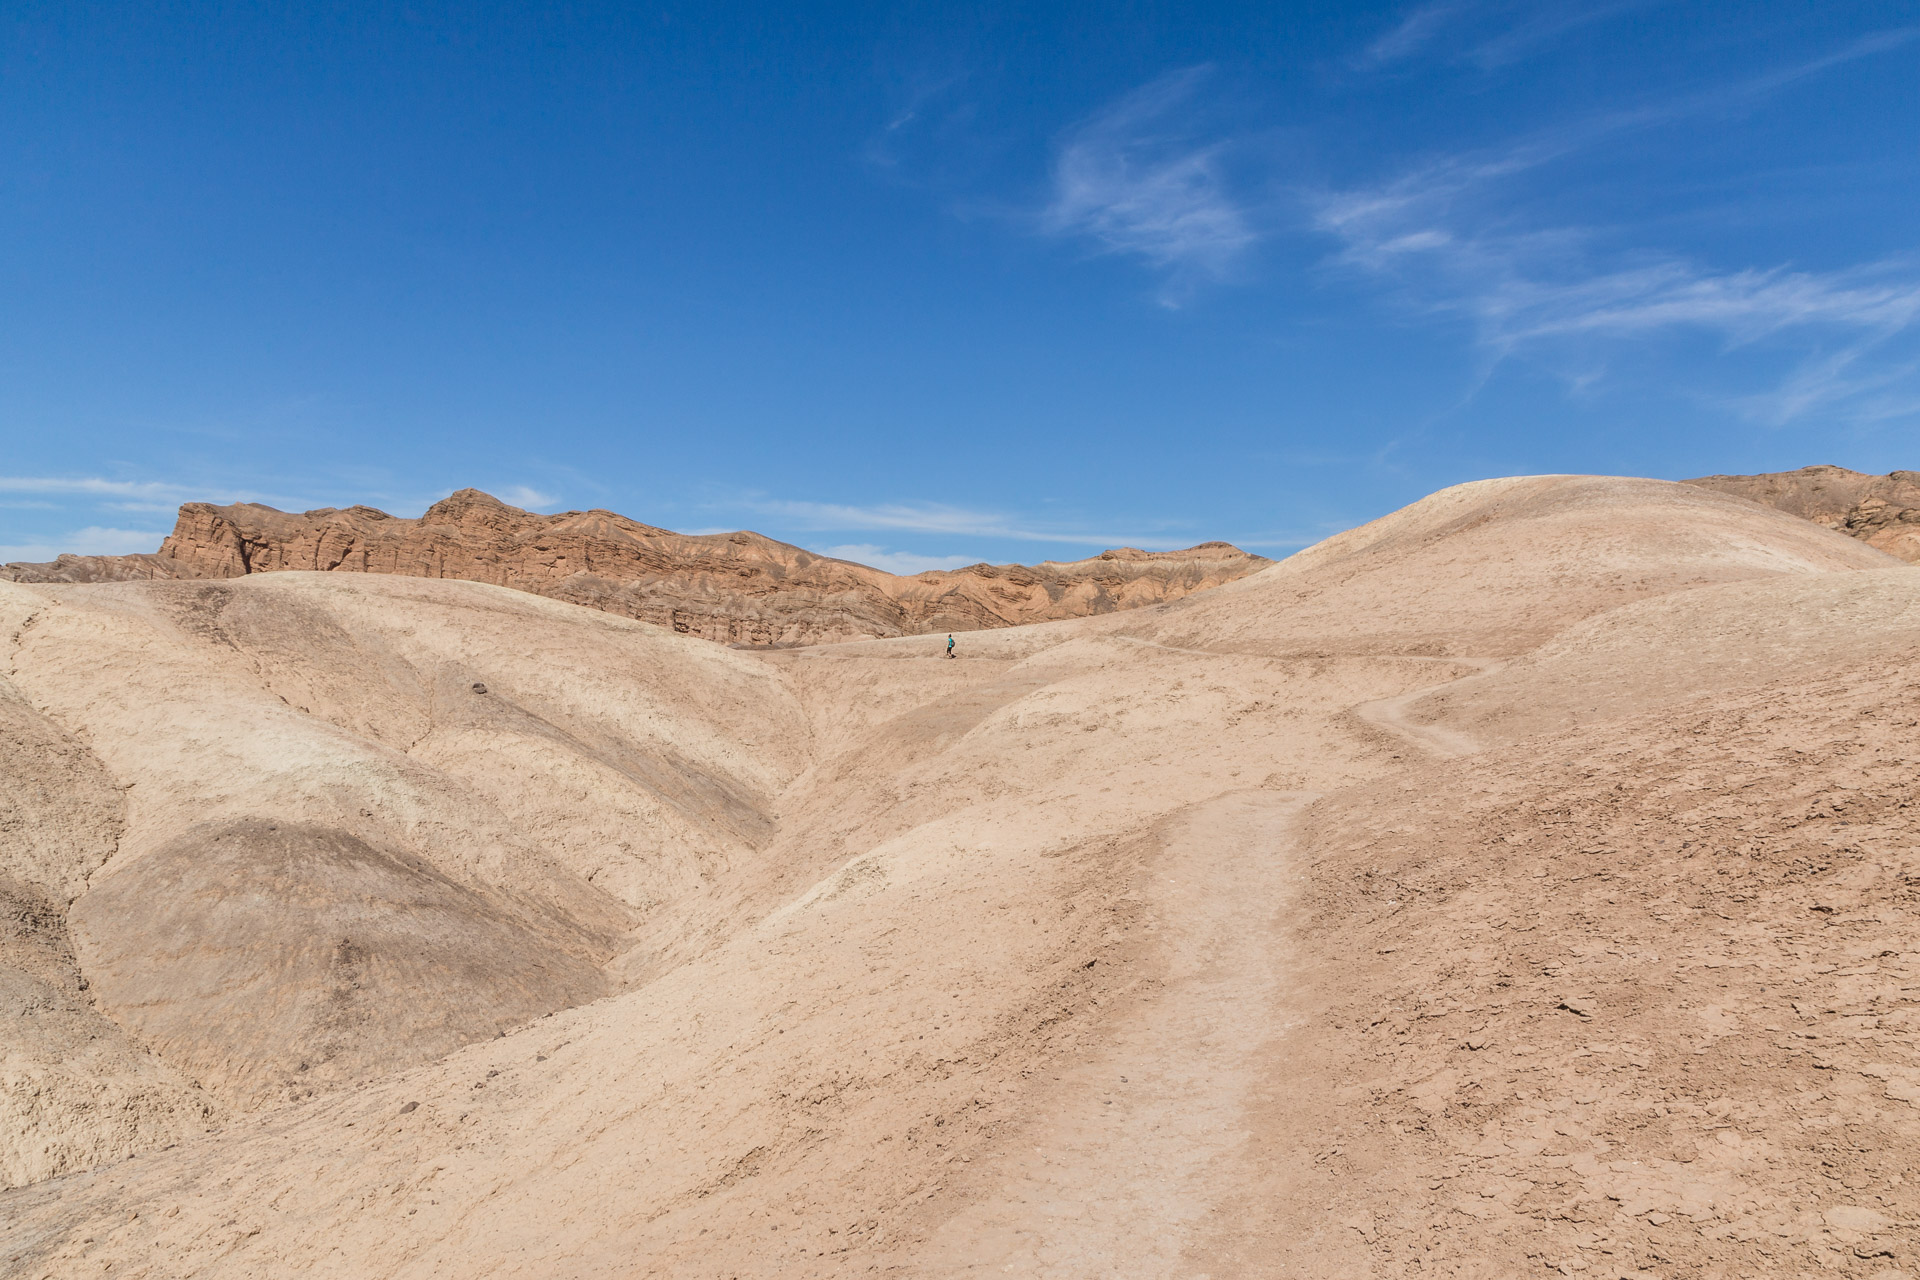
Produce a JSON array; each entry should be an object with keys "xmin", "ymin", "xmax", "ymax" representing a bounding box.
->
[
  {"xmin": 0, "ymin": 488, "xmax": 1271, "ymax": 644},
  {"xmin": 1685, "ymin": 465, "xmax": 1920, "ymax": 563}
]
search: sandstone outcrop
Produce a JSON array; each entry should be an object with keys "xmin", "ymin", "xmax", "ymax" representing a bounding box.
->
[
  {"xmin": 0, "ymin": 490, "xmax": 1269, "ymax": 644},
  {"xmin": 1685, "ymin": 463, "xmax": 1920, "ymax": 561}
]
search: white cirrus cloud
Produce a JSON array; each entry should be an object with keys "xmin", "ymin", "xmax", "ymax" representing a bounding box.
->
[
  {"xmin": 1726, "ymin": 347, "xmax": 1920, "ymax": 429},
  {"xmin": 0, "ymin": 476, "xmax": 191, "ymax": 500},
  {"xmin": 734, "ymin": 496, "xmax": 1171, "ymax": 548},
  {"xmin": 0, "ymin": 526, "xmax": 169, "ymax": 563},
  {"xmin": 1312, "ymin": 32, "xmax": 1920, "ymax": 426},
  {"xmin": 1316, "ymin": 156, "xmax": 1920, "ymax": 424},
  {"xmin": 496, "ymin": 485, "xmax": 559, "ymax": 511},
  {"xmin": 817, "ymin": 544, "xmax": 982, "ymax": 575},
  {"xmin": 1361, "ymin": 1, "xmax": 1671, "ymax": 72},
  {"xmin": 1486, "ymin": 260, "xmax": 1920, "ymax": 348},
  {"xmin": 1360, "ymin": 0, "xmax": 1476, "ymax": 66},
  {"xmin": 0, "ymin": 475, "xmax": 270, "ymax": 504},
  {"xmin": 1042, "ymin": 66, "xmax": 1257, "ymax": 304}
]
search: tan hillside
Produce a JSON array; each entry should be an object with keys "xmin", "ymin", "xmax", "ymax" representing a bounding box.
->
[
  {"xmin": 1685, "ymin": 463, "xmax": 1920, "ymax": 562},
  {"xmin": 0, "ymin": 489, "xmax": 1270, "ymax": 644},
  {"xmin": 5, "ymin": 475, "xmax": 1918, "ymax": 1279}
]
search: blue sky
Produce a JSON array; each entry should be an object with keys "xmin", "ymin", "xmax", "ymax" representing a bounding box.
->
[{"xmin": 3, "ymin": 1, "xmax": 1916, "ymax": 573}]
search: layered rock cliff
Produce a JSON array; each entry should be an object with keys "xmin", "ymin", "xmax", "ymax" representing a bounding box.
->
[
  {"xmin": 1684, "ymin": 464, "xmax": 1920, "ymax": 562},
  {"xmin": 1, "ymin": 490, "xmax": 1270, "ymax": 644}
]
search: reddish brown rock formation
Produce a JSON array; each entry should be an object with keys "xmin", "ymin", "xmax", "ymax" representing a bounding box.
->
[
  {"xmin": 0, "ymin": 490, "xmax": 1270, "ymax": 644},
  {"xmin": 1684, "ymin": 464, "xmax": 1920, "ymax": 562}
]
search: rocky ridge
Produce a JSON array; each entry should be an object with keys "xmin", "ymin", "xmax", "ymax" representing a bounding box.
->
[
  {"xmin": 0, "ymin": 490, "xmax": 1269, "ymax": 645},
  {"xmin": 1685, "ymin": 464, "xmax": 1920, "ymax": 562}
]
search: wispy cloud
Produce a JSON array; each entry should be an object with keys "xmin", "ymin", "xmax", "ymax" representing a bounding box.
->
[
  {"xmin": 1319, "ymin": 181, "xmax": 1920, "ymax": 424},
  {"xmin": 0, "ymin": 526, "xmax": 169, "ymax": 563},
  {"xmin": 1227, "ymin": 531, "xmax": 1336, "ymax": 552},
  {"xmin": 0, "ymin": 476, "xmax": 267, "ymax": 562},
  {"xmin": 0, "ymin": 474, "xmax": 288, "ymax": 506},
  {"xmin": 1313, "ymin": 33, "xmax": 1920, "ymax": 425},
  {"xmin": 1361, "ymin": 0, "xmax": 1665, "ymax": 72},
  {"xmin": 1042, "ymin": 67, "xmax": 1256, "ymax": 304},
  {"xmin": 0, "ymin": 476, "xmax": 203, "ymax": 501},
  {"xmin": 1489, "ymin": 260, "xmax": 1920, "ymax": 347},
  {"xmin": 1361, "ymin": 1, "xmax": 1475, "ymax": 66},
  {"xmin": 496, "ymin": 484, "xmax": 558, "ymax": 511},
  {"xmin": 1727, "ymin": 345, "xmax": 1920, "ymax": 427},
  {"xmin": 0, "ymin": 473, "xmax": 580, "ymax": 521},
  {"xmin": 864, "ymin": 70, "xmax": 974, "ymax": 174},
  {"xmin": 1322, "ymin": 165, "xmax": 1920, "ymax": 343},
  {"xmin": 729, "ymin": 496, "xmax": 1180, "ymax": 548},
  {"xmin": 1462, "ymin": 1, "xmax": 1658, "ymax": 70},
  {"xmin": 1331, "ymin": 26, "xmax": 1920, "ymax": 232},
  {"xmin": 818, "ymin": 544, "xmax": 981, "ymax": 575}
]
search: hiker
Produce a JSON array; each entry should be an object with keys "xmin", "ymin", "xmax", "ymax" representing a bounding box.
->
[{"xmin": 946, "ymin": 634, "xmax": 955, "ymax": 659}]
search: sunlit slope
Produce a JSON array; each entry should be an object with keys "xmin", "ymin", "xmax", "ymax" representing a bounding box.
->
[
  {"xmin": 3, "ymin": 475, "xmax": 1908, "ymax": 1277},
  {"xmin": 0, "ymin": 674, "xmax": 216, "ymax": 1188},
  {"xmin": 4, "ymin": 569, "xmax": 1433, "ymax": 1275},
  {"xmin": 0, "ymin": 573, "xmax": 804, "ymax": 1121},
  {"xmin": 1117, "ymin": 475, "xmax": 1898, "ymax": 658},
  {"xmin": 1402, "ymin": 566, "xmax": 1920, "ymax": 746},
  {"xmin": 1225, "ymin": 642, "xmax": 1920, "ymax": 1277}
]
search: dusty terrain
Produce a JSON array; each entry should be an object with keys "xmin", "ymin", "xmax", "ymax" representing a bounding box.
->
[
  {"xmin": 1687, "ymin": 465, "xmax": 1920, "ymax": 563},
  {"xmin": 4, "ymin": 474, "xmax": 1918, "ymax": 1279},
  {"xmin": 0, "ymin": 490, "xmax": 1269, "ymax": 644}
]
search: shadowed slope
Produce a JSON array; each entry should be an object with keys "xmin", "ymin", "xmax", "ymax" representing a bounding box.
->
[
  {"xmin": 0, "ymin": 570, "xmax": 805, "ymax": 1172},
  {"xmin": 72, "ymin": 821, "xmax": 607, "ymax": 1107},
  {"xmin": 0, "ymin": 674, "xmax": 217, "ymax": 1189}
]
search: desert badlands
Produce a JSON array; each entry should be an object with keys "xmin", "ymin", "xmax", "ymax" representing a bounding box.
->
[
  {"xmin": 5, "ymin": 473, "xmax": 1920, "ymax": 1279},
  {"xmin": 0, "ymin": 490, "xmax": 1270, "ymax": 646}
]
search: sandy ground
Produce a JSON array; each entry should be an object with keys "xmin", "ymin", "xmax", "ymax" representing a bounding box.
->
[{"xmin": 2, "ymin": 475, "xmax": 1916, "ymax": 1278}]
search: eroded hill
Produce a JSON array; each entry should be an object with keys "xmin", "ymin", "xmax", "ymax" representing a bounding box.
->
[
  {"xmin": 1686, "ymin": 464, "xmax": 1920, "ymax": 562},
  {"xmin": 0, "ymin": 489, "xmax": 1269, "ymax": 644},
  {"xmin": 4, "ymin": 475, "xmax": 1916, "ymax": 1279}
]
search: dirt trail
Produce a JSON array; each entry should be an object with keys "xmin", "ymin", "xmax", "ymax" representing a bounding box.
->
[
  {"xmin": 894, "ymin": 653, "xmax": 1516, "ymax": 1275},
  {"xmin": 1111, "ymin": 635, "xmax": 1502, "ymax": 762},
  {"xmin": 1352, "ymin": 656, "xmax": 1502, "ymax": 759},
  {"xmin": 900, "ymin": 790, "xmax": 1315, "ymax": 1277}
]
